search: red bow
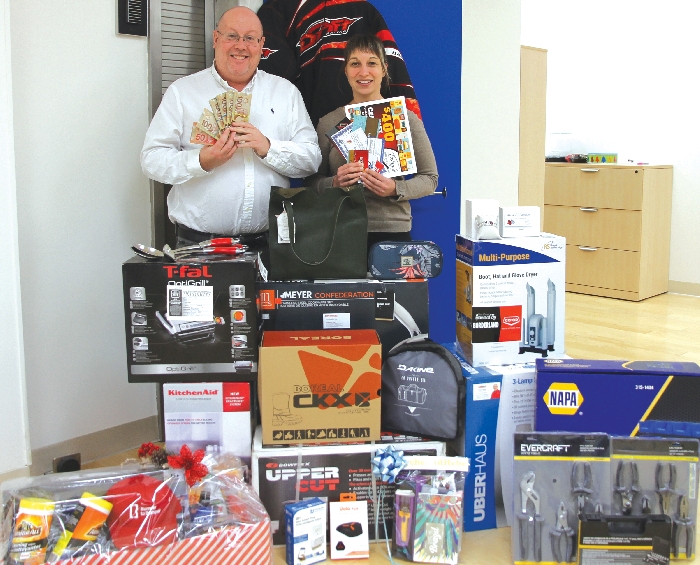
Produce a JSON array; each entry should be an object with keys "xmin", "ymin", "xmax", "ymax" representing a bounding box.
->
[
  {"xmin": 167, "ymin": 445, "xmax": 208, "ymax": 487},
  {"xmin": 138, "ymin": 442, "xmax": 161, "ymax": 459}
]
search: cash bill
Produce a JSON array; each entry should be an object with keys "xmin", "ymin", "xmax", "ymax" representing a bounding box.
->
[
  {"xmin": 232, "ymin": 92, "xmax": 251, "ymax": 122},
  {"xmin": 198, "ymin": 108, "xmax": 220, "ymax": 139},
  {"xmin": 190, "ymin": 123, "xmax": 217, "ymax": 145},
  {"xmin": 209, "ymin": 97, "xmax": 226, "ymax": 130}
]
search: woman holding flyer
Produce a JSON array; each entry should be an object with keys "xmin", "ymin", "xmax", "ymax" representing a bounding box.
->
[{"xmin": 306, "ymin": 34, "xmax": 438, "ymax": 250}]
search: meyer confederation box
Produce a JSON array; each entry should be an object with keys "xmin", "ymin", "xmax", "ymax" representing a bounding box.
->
[
  {"xmin": 456, "ymin": 233, "xmax": 565, "ymax": 367},
  {"xmin": 258, "ymin": 329, "xmax": 381, "ymax": 446},
  {"xmin": 251, "ymin": 427, "xmax": 445, "ymax": 545},
  {"xmin": 256, "ymin": 279, "xmax": 428, "ymax": 358},
  {"xmin": 122, "ymin": 256, "xmax": 258, "ymax": 383}
]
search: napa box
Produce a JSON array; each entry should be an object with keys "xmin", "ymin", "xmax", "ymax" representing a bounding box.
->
[
  {"xmin": 456, "ymin": 233, "xmax": 565, "ymax": 367},
  {"xmin": 258, "ymin": 329, "xmax": 382, "ymax": 446}
]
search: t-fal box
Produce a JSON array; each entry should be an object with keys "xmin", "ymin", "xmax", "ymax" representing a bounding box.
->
[
  {"xmin": 258, "ymin": 329, "xmax": 381, "ymax": 445},
  {"xmin": 163, "ymin": 382, "xmax": 253, "ymax": 466},
  {"xmin": 122, "ymin": 256, "xmax": 258, "ymax": 383},
  {"xmin": 257, "ymin": 279, "xmax": 428, "ymax": 358},
  {"xmin": 251, "ymin": 427, "xmax": 445, "ymax": 545},
  {"xmin": 456, "ymin": 233, "xmax": 565, "ymax": 367},
  {"xmin": 536, "ymin": 359, "xmax": 700, "ymax": 438}
]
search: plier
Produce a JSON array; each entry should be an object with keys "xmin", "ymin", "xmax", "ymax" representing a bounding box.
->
[
  {"xmin": 674, "ymin": 495, "xmax": 695, "ymax": 559},
  {"xmin": 655, "ymin": 461, "xmax": 676, "ymax": 515},
  {"xmin": 518, "ymin": 472, "xmax": 544, "ymax": 562},
  {"xmin": 571, "ymin": 462, "xmax": 593, "ymax": 515},
  {"xmin": 614, "ymin": 460, "xmax": 640, "ymax": 515},
  {"xmin": 550, "ymin": 502, "xmax": 575, "ymax": 563}
]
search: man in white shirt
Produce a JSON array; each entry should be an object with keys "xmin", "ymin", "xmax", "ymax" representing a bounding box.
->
[{"xmin": 141, "ymin": 6, "xmax": 321, "ymax": 246}]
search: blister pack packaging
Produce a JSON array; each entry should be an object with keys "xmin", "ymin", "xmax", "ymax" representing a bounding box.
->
[
  {"xmin": 610, "ymin": 437, "xmax": 699, "ymax": 561},
  {"xmin": 1, "ymin": 454, "xmax": 271, "ymax": 565},
  {"xmin": 390, "ymin": 457, "xmax": 469, "ymax": 565},
  {"xmin": 512, "ymin": 433, "xmax": 611, "ymax": 564}
]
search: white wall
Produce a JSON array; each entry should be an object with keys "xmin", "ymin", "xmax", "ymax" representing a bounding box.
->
[
  {"xmin": 10, "ymin": 0, "xmax": 156, "ymax": 453},
  {"xmin": 461, "ymin": 0, "xmax": 522, "ymax": 233},
  {"xmin": 0, "ymin": 0, "xmax": 30, "ymax": 474},
  {"xmin": 522, "ymin": 0, "xmax": 700, "ymax": 285}
]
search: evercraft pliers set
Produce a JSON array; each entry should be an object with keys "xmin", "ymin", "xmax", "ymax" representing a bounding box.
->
[{"xmin": 513, "ymin": 433, "xmax": 699, "ymax": 563}]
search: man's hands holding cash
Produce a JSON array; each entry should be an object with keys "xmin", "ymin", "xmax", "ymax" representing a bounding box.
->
[{"xmin": 199, "ymin": 123, "xmax": 270, "ymax": 171}]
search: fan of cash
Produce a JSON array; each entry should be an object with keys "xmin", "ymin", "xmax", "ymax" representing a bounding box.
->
[{"xmin": 190, "ymin": 92, "xmax": 252, "ymax": 145}]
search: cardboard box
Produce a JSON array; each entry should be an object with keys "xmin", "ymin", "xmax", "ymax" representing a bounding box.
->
[
  {"xmin": 163, "ymin": 382, "xmax": 253, "ymax": 466},
  {"xmin": 258, "ymin": 329, "xmax": 382, "ymax": 445},
  {"xmin": 498, "ymin": 206, "xmax": 540, "ymax": 238},
  {"xmin": 536, "ymin": 359, "xmax": 700, "ymax": 438},
  {"xmin": 251, "ymin": 427, "xmax": 445, "ymax": 545},
  {"xmin": 285, "ymin": 498, "xmax": 327, "ymax": 565},
  {"xmin": 444, "ymin": 344, "xmax": 537, "ymax": 531},
  {"xmin": 330, "ymin": 500, "xmax": 369, "ymax": 559},
  {"xmin": 122, "ymin": 256, "xmax": 258, "ymax": 383},
  {"xmin": 456, "ymin": 233, "xmax": 565, "ymax": 367},
  {"xmin": 464, "ymin": 199, "xmax": 499, "ymax": 239},
  {"xmin": 257, "ymin": 279, "xmax": 429, "ymax": 358}
]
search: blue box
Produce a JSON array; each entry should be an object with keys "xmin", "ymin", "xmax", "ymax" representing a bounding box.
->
[
  {"xmin": 443, "ymin": 343, "xmax": 502, "ymax": 532},
  {"xmin": 536, "ymin": 359, "xmax": 700, "ymax": 438},
  {"xmin": 285, "ymin": 498, "xmax": 326, "ymax": 565}
]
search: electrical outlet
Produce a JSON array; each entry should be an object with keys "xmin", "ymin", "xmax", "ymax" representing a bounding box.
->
[{"xmin": 53, "ymin": 453, "xmax": 81, "ymax": 473}]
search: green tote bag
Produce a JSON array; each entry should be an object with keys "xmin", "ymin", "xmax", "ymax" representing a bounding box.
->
[{"xmin": 268, "ymin": 185, "xmax": 368, "ymax": 280}]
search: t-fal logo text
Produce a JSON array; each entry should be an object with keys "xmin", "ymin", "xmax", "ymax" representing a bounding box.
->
[
  {"xmin": 297, "ymin": 17, "xmax": 361, "ymax": 54},
  {"xmin": 293, "ymin": 392, "xmax": 371, "ymax": 408},
  {"xmin": 168, "ymin": 389, "xmax": 218, "ymax": 396},
  {"xmin": 265, "ymin": 465, "xmax": 340, "ymax": 492},
  {"xmin": 163, "ymin": 265, "xmax": 213, "ymax": 279},
  {"xmin": 397, "ymin": 364, "xmax": 434, "ymax": 374}
]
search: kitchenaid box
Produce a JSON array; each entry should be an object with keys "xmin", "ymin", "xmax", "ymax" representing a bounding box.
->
[
  {"xmin": 536, "ymin": 359, "xmax": 700, "ymax": 438},
  {"xmin": 456, "ymin": 234, "xmax": 565, "ymax": 367},
  {"xmin": 251, "ymin": 427, "xmax": 445, "ymax": 546},
  {"xmin": 122, "ymin": 256, "xmax": 257, "ymax": 383},
  {"xmin": 257, "ymin": 279, "xmax": 428, "ymax": 358},
  {"xmin": 258, "ymin": 329, "xmax": 382, "ymax": 446}
]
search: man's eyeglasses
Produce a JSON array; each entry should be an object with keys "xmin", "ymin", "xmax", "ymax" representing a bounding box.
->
[{"xmin": 216, "ymin": 31, "xmax": 262, "ymax": 45}]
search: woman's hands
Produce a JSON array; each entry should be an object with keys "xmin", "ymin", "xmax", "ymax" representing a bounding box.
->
[
  {"xmin": 333, "ymin": 163, "xmax": 397, "ymax": 197},
  {"xmin": 333, "ymin": 161, "xmax": 364, "ymax": 187},
  {"xmin": 359, "ymin": 168, "xmax": 397, "ymax": 197}
]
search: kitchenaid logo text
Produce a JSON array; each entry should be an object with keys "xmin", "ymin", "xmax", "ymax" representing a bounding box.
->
[
  {"xmin": 521, "ymin": 444, "xmax": 570, "ymax": 454},
  {"xmin": 397, "ymin": 365, "xmax": 434, "ymax": 373},
  {"xmin": 168, "ymin": 389, "xmax": 218, "ymax": 396}
]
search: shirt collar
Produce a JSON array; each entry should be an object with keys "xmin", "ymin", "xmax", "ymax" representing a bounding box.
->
[{"xmin": 211, "ymin": 64, "xmax": 259, "ymax": 93}]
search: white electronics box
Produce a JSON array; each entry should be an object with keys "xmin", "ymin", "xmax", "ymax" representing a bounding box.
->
[
  {"xmin": 330, "ymin": 500, "xmax": 369, "ymax": 560},
  {"xmin": 285, "ymin": 498, "xmax": 327, "ymax": 565},
  {"xmin": 456, "ymin": 233, "xmax": 566, "ymax": 367},
  {"xmin": 498, "ymin": 206, "xmax": 540, "ymax": 238},
  {"xmin": 464, "ymin": 199, "xmax": 500, "ymax": 239}
]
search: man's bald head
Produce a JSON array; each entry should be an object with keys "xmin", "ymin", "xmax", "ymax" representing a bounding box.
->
[{"xmin": 213, "ymin": 7, "xmax": 265, "ymax": 90}]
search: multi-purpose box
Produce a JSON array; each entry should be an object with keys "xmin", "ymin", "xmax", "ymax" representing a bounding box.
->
[
  {"xmin": 250, "ymin": 427, "xmax": 445, "ymax": 545},
  {"xmin": 456, "ymin": 233, "xmax": 565, "ymax": 367},
  {"xmin": 257, "ymin": 279, "xmax": 428, "ymax": 358},
  {"xmin": 258, "ymin": 329, "xmax": 382, "ymax": 446},
  {"xmin": 122, "ymin": 256, "xmax": 258, "ymax": 383},
  {"xmin": 163, "ymin": 382, "xmax": 253, "ymax": 466},
  {"xmin": 536, "ymin": 359, "xmax": 700, "ymax": 438}
]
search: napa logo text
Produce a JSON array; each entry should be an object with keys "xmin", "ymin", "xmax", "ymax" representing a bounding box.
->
[{"xmin": 543, "ymin": 382, "xmax": 584, "ymax": 415}]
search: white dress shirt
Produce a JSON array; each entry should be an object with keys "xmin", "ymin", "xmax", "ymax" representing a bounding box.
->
[{"xmin": 141, "ymin": 66, "xmax": 321, "ymax": 235}]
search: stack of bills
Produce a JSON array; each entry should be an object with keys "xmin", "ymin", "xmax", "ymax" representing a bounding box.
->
[
  {"xmin": 190, "ymin": 92, "xmax": 252, "ymax": 145},
  {"xmin": 327, "ymin": 96, "xmax": 417, "ymax": 178}
]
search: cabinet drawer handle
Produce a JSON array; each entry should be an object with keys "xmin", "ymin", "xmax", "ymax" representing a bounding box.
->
[
  {"xmin": 578, "ymin": 246, "xmax": 598, "ymax": 251},
  {"xmin": 580, "ymin": 168, "xmax": 600, "ymax": 173},
  {"xmin": 579, "ymin": 207, "xmax": 598, "ymax": 212}
]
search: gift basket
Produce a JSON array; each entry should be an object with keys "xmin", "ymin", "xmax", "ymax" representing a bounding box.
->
[{"xmin": 1, "ymin": 446, "xmax": 271, "ymax": 565}]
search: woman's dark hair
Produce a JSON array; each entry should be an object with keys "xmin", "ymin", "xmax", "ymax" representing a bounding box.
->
[{"xmin": 343, "ymin": 34, "xmax": 390, "ymax": 95}]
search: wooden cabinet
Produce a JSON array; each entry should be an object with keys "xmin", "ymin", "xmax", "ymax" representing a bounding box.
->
[{"xmin": 543, "ymin": 163, "xmax": 673, "ymax": 300}]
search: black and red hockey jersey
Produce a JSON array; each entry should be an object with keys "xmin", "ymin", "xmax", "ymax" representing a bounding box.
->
[{"xmin": 257, "ymin": 0, "xmax": 420, "ymax": 126}]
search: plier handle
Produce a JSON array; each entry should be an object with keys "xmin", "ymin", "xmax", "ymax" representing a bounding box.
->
[
  {"xmin": 675, "ymin": 495, "xmax": 695, "ymax": 559},
  {"xmin": 655, "ymin": 461, "xmax": 677, "ymax": 515},
  {"xmin": 614, "ymin": 460, "xmax": 640, "ymax": 515},
  {"xmin": 549, "ymin": 502, "xmax": 575, "ymax": 563}
]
